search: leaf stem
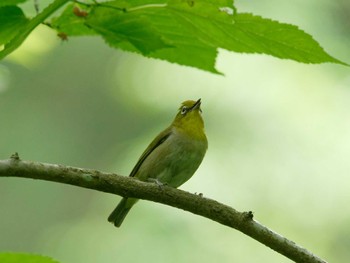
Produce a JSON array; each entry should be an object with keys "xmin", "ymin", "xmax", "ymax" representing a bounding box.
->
[
  {"xmin": 73, "ymin": 0, "xmax": 92, "ymax": 7},
  {"xmin": 127, "ymin": 4, "xmax": 167, "ymax": 12}
]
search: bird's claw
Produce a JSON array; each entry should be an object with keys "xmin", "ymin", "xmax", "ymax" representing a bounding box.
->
[{"xmin": 147, "ymin": 178, "xmax": 167, "ymax": 189}]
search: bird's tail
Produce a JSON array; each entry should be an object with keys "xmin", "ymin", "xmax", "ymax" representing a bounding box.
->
[{"xmin": 108, "ymin": 197, "xmax": 138, "ymax": 227}]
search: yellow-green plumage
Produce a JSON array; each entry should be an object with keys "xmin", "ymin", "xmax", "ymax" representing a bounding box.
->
[{"xmin": 108, "ymin": 99, "xmax": 208, "ymax": 227}]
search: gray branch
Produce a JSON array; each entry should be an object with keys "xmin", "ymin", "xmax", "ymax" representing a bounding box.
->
[{"xmin": 0, "ymin": 153, "xmax": 327, "ymax": 263}]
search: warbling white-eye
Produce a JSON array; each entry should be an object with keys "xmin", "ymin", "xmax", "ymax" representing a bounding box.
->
[{"xmin": 108, "ymin": 99, "xmax": 208, "ymax": 227}]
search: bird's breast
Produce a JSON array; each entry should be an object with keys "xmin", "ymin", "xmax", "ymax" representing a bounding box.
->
[{"xmin": 136, "ymin": 128, "xmax": 207, "ymax": 188}]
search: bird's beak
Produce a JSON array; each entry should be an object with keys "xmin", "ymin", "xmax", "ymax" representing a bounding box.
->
[{"xmin": 190, "ymin": 99, "xmax": 201, "ymax": 111}]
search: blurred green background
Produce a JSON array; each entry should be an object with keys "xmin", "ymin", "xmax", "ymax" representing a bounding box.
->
[{"xmin": 1, "ymin": 0, "xmax": 350, "ymax": 262}]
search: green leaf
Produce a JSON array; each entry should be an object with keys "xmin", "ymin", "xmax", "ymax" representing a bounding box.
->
[
  {"xmin": 0, "ymin": 253, "xmax": 60, "ymax": 263},
  {"xmin": 0, "ymin": 5, "xmax": 29, "ymax": 45},
  {"xmin": 0, "ymin": 0, "xmax": 28, "ymax": 7},
  {"xmin": 83, "ymin": 0, "xmax": 345, "ymax": 73},
  {"xmin": 86, "ymin": 1, "xmax": 221, "ymax": 72},
  {"xmin": 51, "ymin": 3, "xmax": 96, "ymax": 36},
  {"xmin": 166, "ymin": 0, "xmax": 344, "ymax": 64},
  {"xmin": 0, "ymin": 0, "xmax": 346, "ymax": 71},
  {"xmin": 87, "ymin": 4, "xmax": 172, "ymax": 54},
  {"xmin": 230, "ymin": 13, "xmax": 345, "ymax": 64}
]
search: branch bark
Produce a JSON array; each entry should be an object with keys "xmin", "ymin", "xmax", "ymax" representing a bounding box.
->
[{"xmin": 0, "ymin": 154, "xmax": 327, "ymax": 263}]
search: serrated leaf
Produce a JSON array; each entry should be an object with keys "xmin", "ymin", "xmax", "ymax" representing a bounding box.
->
[
  {"xmin": 51, "ymin": 3, "xmax": 96, "ymax": 36},
  {"xmin": 0, "ymin": 5, "xmax": 29, "ymax": 45},
  {"xmin": 1, "ymin": 0, "xmax": 345, "ymax": 71},
  {"xmin": 87, "ymin": 1, "xmax": 220, "ymax": 72},
  {"xmin": 230, "ymin": 13, "xmax": 344, "ymax": 64},
  {"xmin": 0, "ymin": 0, "xmax": 28, "ymax": 7},
  {"xmin": 84, "ymin": 0, "xmax": 345, "ymax": 73},
  {"xmin": 0, "ymin": 253, "xmax": 60, "ymax": 263},
  {"xmin": 166, "ymin": 1, "xmax": 344, "ymax": 64}
]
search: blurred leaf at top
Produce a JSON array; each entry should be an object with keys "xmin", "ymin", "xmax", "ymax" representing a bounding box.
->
[
  {"xmin": 0, "ymin": 5, "xmax": 29, "ymax": 45},
  {"xmin": 0, "ymin": 253, "xmax": 60, "ymax": 263}
]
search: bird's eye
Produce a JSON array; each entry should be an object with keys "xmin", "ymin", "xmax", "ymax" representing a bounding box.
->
[{"xmin": 181, "ymin": 106, "xmax": 187, "ymax": 115}]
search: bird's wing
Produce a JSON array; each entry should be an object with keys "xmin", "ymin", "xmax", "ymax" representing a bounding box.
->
[{"xmin": 129, "ymin": 127, "xmax": 172, "ymax": 177}]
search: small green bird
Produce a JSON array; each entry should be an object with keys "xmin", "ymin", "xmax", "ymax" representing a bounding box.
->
[{"xmin": 108, "ymin": 99, "xmax": 208, "ymax": 227}]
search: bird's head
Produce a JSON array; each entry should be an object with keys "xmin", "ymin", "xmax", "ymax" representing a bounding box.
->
[{"xmin": 172, "ymin": 99, "xmax": 205, "ymax": 137}]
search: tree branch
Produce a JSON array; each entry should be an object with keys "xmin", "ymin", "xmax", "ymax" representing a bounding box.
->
[{"xmin": 0, "ymin": 154, "xmax": 327, "ymax": 263}]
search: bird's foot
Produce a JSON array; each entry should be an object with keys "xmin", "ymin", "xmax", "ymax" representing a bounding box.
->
[
  {"xmin": 148, "ymin": 178, "xmax": 167, "ymax": 189},
  {"xmin": 194, "ymin": 192, "xmax": 204, "ymax": 197}
]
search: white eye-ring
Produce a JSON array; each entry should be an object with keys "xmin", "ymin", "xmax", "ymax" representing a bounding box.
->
[{"xmin": 181, "ymin": 106, "xmax": 188, "ymax": 115}]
